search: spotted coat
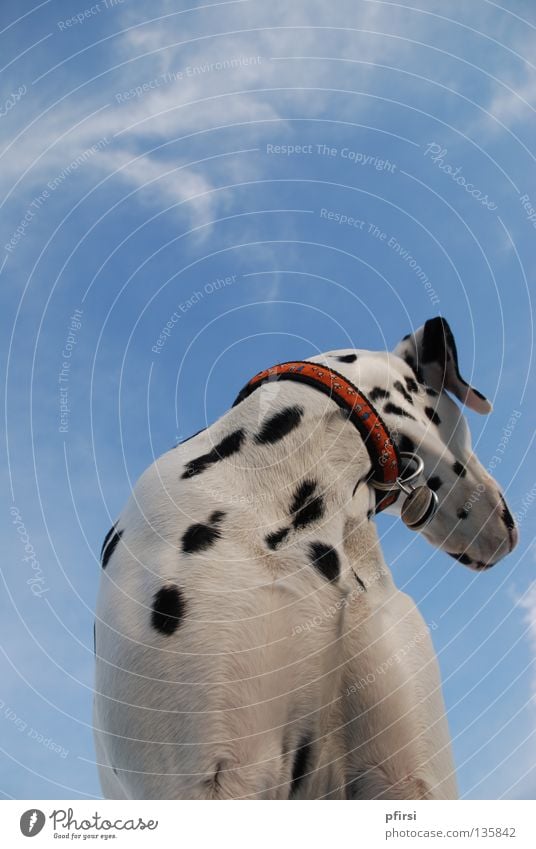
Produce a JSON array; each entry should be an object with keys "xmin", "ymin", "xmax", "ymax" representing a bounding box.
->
[{"xmin": 94, "ymin": 318, "xmax": 517, "ymax": 799}]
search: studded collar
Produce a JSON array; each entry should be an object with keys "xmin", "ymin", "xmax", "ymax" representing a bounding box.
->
[{"xmin": 233, "ymin": 360, "xmax": 402, "ymax": 513}]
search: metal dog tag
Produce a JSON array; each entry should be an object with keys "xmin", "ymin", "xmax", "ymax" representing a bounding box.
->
[{"xmin": 401, "ymin": 486, "xmax": 438, "ymax": 531}]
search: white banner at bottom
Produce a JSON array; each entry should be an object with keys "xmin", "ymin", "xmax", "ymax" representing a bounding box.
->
[{"xmin": 2, "ymin": 800, "xmax": 534, "ymax": 848}]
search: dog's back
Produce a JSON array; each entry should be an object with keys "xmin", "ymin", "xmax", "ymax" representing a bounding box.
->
[{"xmin": 94, "ymin": 416, "xmax": 351, "ymax": 799}]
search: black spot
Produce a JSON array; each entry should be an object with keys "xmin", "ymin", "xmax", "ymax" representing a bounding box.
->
[
  {"xmin": 182, "ymin": 511, "xmax": 225, "ymax": 553},
  {"xmin": 112, "ymin": 766, "xmax": 119, "ymax": 776},
  {"xmin": 394, "ymin": 380, "xmax": 413, "ymax": 405},
  {"xmin": 266, "ymin": 527, "xmax": 289, "ymax": 549},
  {"xmin": 353, "ymin": 571, "xmax": 366, "ymax": 591},
  {"xmin": 101, "ymin": 526, "xmax": 123, "ymax": 569},
  {"xmin": 452, "ymin": 461, "xmax": 466, "ymax": 477},
  {"xmin": 309, "ymin": 542, "xmax": 340, "ymax": 582},
  {"xmin": 427, "ymin": 476, "xmax": 442, "ymax": 492},
  {"xmin": 290, "ymin": 479, "xmax": 317, "ymax": 512},
  {"xmin": 293, "ymin": 495, "xmax": 324, "ymax": 529},
  {"xmin": 500, "ymin": 494, "xmax": 515, "ymax": 530},
  {"xmin": 290, "ymin": 480, "xmax": 324, "ymax": 529},
  {"xmin": 447, "ymin": 551, "xmax": 472, "ymax": 565},
  {"xmin": 295, "ymin": 497, "xmax": 324, "ymax": 529},
  {"xmin": 405, "ymin": 376, "xmax": 419, "ymax": 394},
  {"xmin": 369, "ymin": 386, "xmax": 390, "ymax": 402},
  {"xmin": 425, "ymin": 406, "xmax": 441, "ymax": 426},
  {"xmin": 336, "ymin": 353, "xmax": 357, "ymax": 363},
  {"xmin": 255, "ymin": 405, "xmax": 304, "ymax": 445},
  {"xmin": 289, "ymin": 737, "xmax": 313, "ymax": 798},
  {"xmin": 181, "ymin": 429, "xmax": 246, "ymax": 478},
  {"xmin": 472, "ymin": 388, "xmax": 488, "ymax": 401},
  {"xmin": 151, "ymin": 585, "xmax": 186, "ymax": 635},
  {"xmin": 402, "ymin": 333, "xmax": 411, "ymax": 341},
  {"xmin": 383, "ymin": 402, "xmax": 416, "ymax": 420},
  {"xmin": 367, "ymin": 509, "xmax": 373, "ymax": 521},
  {"xmin": 101, "ymin": 524, "xmax": 117, "ymax": 555},
  {"xmin": 457, "ymin": 508, "xmax": 469, "ymax": 520},
  {"xmin": 426, "ymin": 387, "xmax": 439, "ymax": 397},
  {"xmin": 403, "ymin": 354, "xmax": 425, "ymax": 383},
  {"xmin": 396, "ymin": 434, "xmax": 416, "ymax": 456}
]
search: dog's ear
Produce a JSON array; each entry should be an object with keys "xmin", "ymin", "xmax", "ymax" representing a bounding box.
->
[{"xmin": 393, "ymin": 317, "xmax": 492, "ymax": 414}]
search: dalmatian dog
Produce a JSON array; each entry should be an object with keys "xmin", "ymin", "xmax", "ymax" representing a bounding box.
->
[{"xmin": 93, "ymin": 317, "xmax": 517, "ymax": 799}]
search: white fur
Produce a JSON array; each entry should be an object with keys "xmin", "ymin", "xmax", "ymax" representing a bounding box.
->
[{"xmin": 94, "ymin": 338, "xmax": 516, "ymax": 799}]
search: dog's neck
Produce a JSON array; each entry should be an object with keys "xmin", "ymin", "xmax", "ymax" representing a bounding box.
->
[
  {"xmin": 229, "ymin": 379, "xmax": 371, "ymax": 495},
  {"xmin": 217, "ymin": 380, "xmax": 388, "ymax": 582}
]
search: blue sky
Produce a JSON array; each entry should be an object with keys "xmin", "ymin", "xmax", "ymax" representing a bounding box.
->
[{"xmin": 1, "ymin": 0, "xmax": 535, "ymax": 799}]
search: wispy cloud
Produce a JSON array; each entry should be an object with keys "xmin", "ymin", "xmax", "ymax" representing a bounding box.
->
[
  {"xmin": 6, "ymin": 0, "xmax": 532, "ymax": 238},
  {"xmin": 1, "ymin": 0, "xmax": 429, "ymax": 231}
]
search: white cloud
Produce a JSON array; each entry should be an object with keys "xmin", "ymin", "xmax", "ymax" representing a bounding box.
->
[
  {"xmin": 2, "ymin": 0, "xmax": 532, "ymax": 236},
  {"xmin": 100, "ymin": 146, "xmax": 217, "ymax": 228},
  {"xmin": 486, "ymin": 73, "xmax": 536, "ymax": 128},
  {"xmin": 0, "ymin": 0, "xmax": 422, "ymax": 232}
]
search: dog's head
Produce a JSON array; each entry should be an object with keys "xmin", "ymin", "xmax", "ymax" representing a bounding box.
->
[{"xmin": 323, "ymin": 317, "xmax": 518, "ymax": 570}]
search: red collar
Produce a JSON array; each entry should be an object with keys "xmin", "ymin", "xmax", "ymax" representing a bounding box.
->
[{"xmin": 234, "ymin": 360, "xmax": 401, "ymax": 512}]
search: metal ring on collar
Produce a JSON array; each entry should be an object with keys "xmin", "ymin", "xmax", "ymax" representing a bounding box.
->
[{"xmin": 370, "ymin": 451, "xmax": 424, "ymax": 493}]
